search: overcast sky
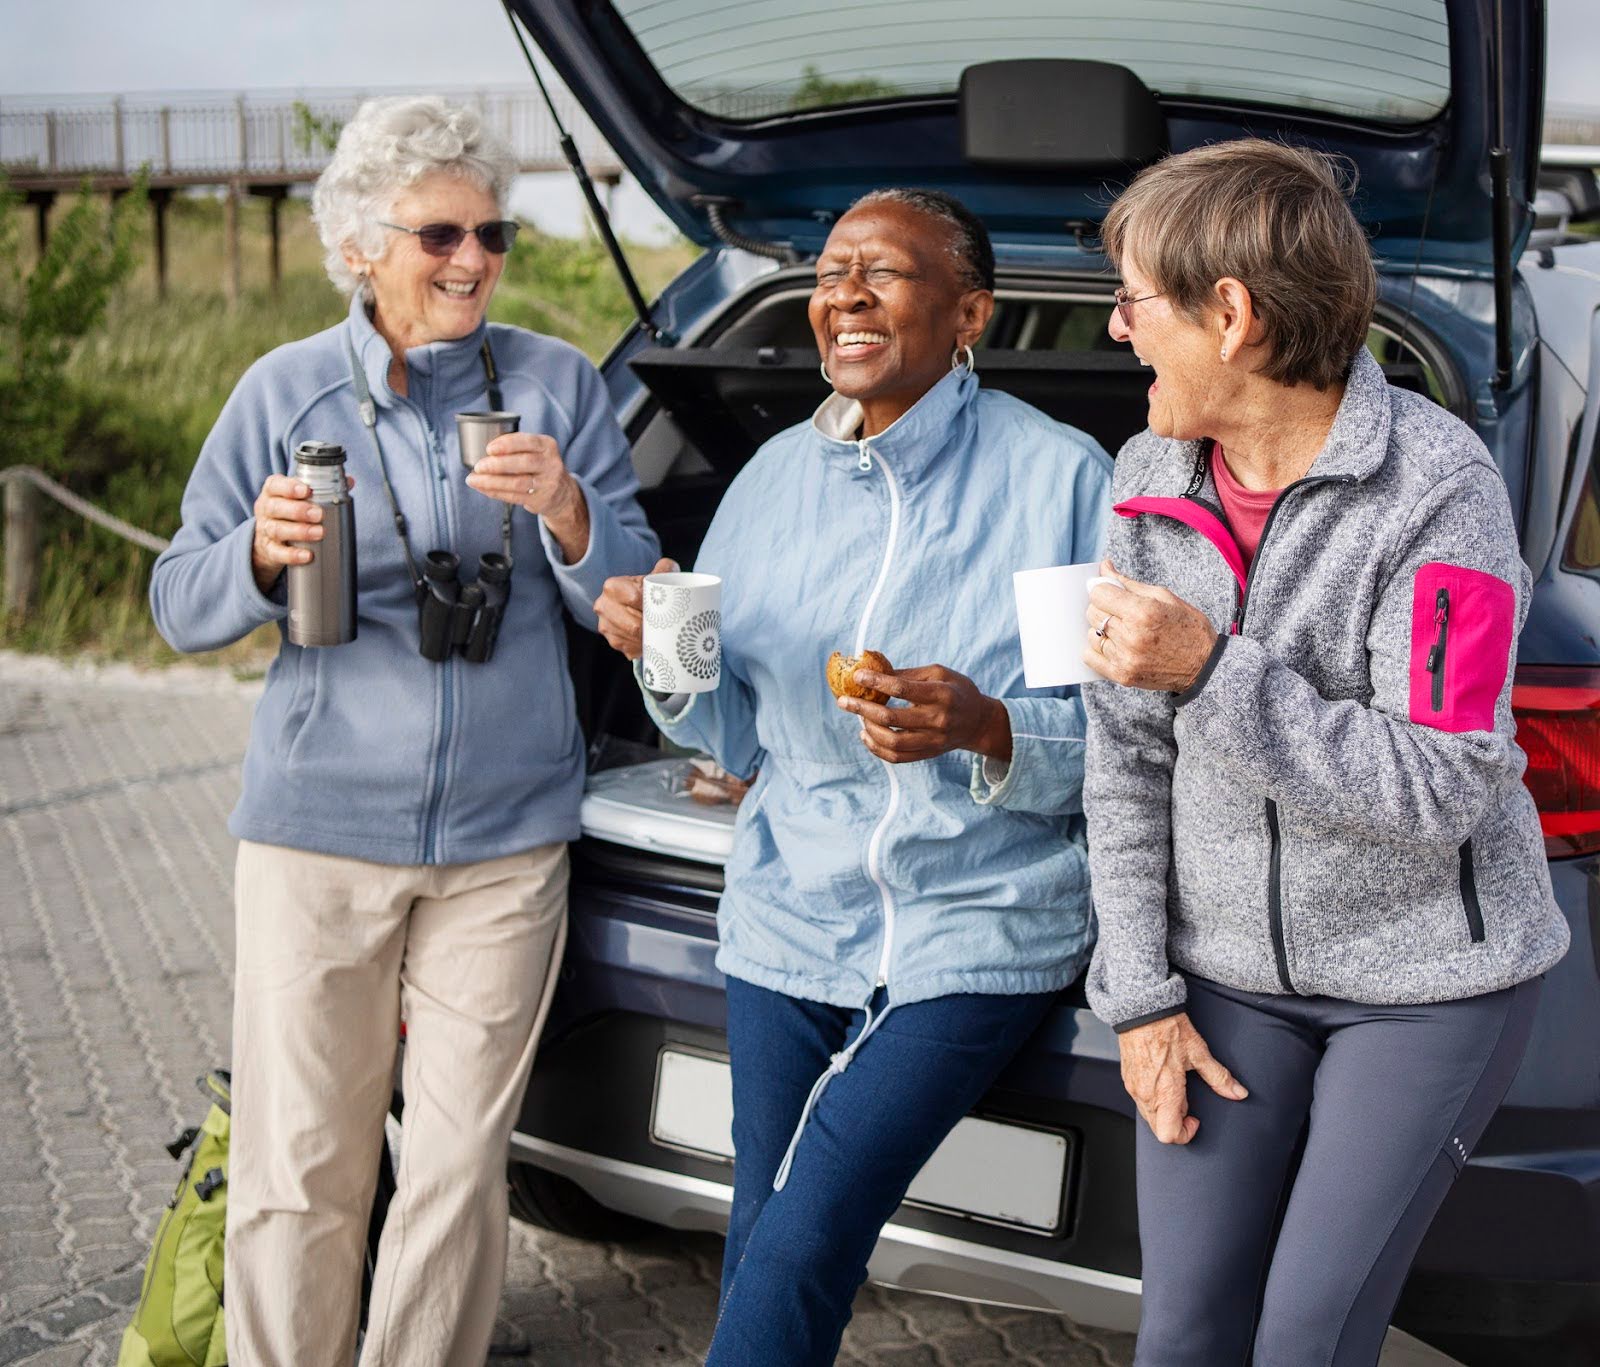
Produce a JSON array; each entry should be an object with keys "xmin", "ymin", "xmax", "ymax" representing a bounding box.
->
[
  {"xmin": 3, "ymin": 0, "xmax": 1594, "ymax": 103},
  {"xmin": 3, "ymin": 0, "xmax": 1596, "ymax": 239}
]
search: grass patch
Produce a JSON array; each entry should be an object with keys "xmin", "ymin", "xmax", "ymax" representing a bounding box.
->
[{"xmin": 1, "ymin": 194, "xmax": 695, "ymax": 667}]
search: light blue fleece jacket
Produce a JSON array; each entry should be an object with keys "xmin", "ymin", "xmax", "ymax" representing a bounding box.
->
[
  {"xmin": 150, "ymin": 294, "xmax": 659, "ymax": 864},
  {"xmin": 643, "ymin": 368, "xmax": 1112, "ymax": 1007}
]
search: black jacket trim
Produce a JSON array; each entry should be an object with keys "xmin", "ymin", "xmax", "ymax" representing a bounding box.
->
[
  {"xmin": 1174, "ymin": 632, "xmax": 1230, "ymax": 706},
  {"xmin": 1113, "ymin": 1003, "xmax": 1188, "ymax": 1034}
]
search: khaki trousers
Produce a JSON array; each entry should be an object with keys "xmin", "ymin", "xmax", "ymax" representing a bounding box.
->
[{"xmin": 225, "ymin": 838, "xmax": 569, "ymax": 1367}]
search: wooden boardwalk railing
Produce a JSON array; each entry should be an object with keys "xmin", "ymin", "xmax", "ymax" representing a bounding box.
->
[
  {"xmin": 1, "ymin": 466, "xmax": 171, "ymax": 619},
  {"xmin": 1, "ymin": 87, "xmax": 625, "ymax": 300},
  {"xmin": 0, "ymin": 86, "xmax": 621, "ymax": 187}
]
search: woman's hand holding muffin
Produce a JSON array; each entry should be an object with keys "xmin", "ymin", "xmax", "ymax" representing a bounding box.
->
[{"xmin": 835, "ymin": 662, "xmax": 1012, "ymax": 764}]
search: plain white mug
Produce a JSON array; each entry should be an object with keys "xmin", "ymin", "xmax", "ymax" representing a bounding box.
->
[
  {"xmin": 641, "ymin": 571, "xmax": 722, "ymax": 693},
  {"xmin": 1013, "ymin": 563, "xmax": 1120, "ymax": 688}
]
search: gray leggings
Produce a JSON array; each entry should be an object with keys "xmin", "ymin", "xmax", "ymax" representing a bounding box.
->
[{"xmin": 1133, "ymin": 973, "xmax": 1541, "ymax": 1367}]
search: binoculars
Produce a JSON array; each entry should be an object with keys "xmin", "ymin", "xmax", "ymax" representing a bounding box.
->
[{"xmin": 417, "ymin": 550, "xmax": 511, "ymax": 664}]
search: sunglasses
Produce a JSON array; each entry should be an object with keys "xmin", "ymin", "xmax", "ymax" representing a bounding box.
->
[
  {"xmin": 378, "ymin": 219, "xmax": 520, "ymax": 256},
  {"xmin": 1114, "ymin": 286, "xmax": 1164, "ymax": 329}
]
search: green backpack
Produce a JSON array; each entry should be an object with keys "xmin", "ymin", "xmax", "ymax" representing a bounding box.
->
[{"xmin": 118, "ymin": 1071, "xmax": 232, "ymax": 1367}]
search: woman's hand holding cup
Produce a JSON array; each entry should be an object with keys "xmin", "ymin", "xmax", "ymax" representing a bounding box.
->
[
  {"xmin": 466, "ymin": 433, "xmax": 578, "ymax": 519},
  {"xmin": 595, "ymin": 558, "xmax": 679, "ymax": 659},
  {"xmin": 1084, "ymin": 560, "xmax": 1219, "ymax": 693},
  {"xmin": 467, "ymin": 432, "xmax": 591, "ymax": 563}
]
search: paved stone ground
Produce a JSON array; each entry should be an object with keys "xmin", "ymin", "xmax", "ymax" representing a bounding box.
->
[{"xmin": 0, "ymin": 651, "xmax": 1136, "ymax": 1366}]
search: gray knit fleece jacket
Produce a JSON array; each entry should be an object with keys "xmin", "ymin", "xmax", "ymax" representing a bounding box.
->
[{"xmin": 1082, "ymin": 349, "xmax": 1569, "ymax": 1031}]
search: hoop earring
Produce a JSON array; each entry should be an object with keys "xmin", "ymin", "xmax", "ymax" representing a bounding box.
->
[{"xmin": 952, "ymin": 344, "xmax": 975, "ymax": 374}]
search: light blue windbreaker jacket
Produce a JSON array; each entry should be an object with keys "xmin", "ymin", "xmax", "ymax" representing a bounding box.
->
[
  {"xmin": 150, "ymin": 294, "xmax": 659, "ymax": 865},
  {"xmin": 645, "ymin": 368, "xmax": 1111, "ymax": 1008}
]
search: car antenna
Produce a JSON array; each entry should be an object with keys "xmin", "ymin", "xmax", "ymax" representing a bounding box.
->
[
  {"xmin": 1488, "ymin": 0, "xmax": 1515, "ymax": 391},
  {"xmin": 498, "ymin": 0, "xmax": 677, "ymax": 344}
]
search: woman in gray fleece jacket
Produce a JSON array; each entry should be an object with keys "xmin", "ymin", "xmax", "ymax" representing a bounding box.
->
[{"xmin": 1079, "ymin": 140, "xmax": 1569, "ymax": 1366}]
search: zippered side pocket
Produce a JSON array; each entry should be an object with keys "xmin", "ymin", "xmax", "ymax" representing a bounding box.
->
[
  {"xmin": 1264, "ymin": 799, "xmax": 1292, "ymax": 992},
  {"xmin": 1408, "ymin": 564, "xmax": 1515, "ymax": 733},
  {"xmin": 1459, "ymin": 839, "xmax": 1486, "ymax": 943},
  {"xmin": 1426, "ymin": 587, "xmax": 1450, "ymax": 711}
]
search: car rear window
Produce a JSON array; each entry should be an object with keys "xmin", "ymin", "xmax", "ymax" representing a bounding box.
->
[{"xmin": 612, "ymin": 0, "xmax": 1451, "ymax": 125}]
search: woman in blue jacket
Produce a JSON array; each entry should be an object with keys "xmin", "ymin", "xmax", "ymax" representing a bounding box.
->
[
  {"xmin": 596, "ymin": 189, "xmax": 1110, "ymax": 1364},
  {"xmin": 149, "ymin": 97, "xmax": 658, "ymax": 1366}
]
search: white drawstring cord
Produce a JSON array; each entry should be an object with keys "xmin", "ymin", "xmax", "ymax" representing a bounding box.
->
[{"xmin": 771, "ymin": 998, "xmax": 896, "ymax": 1192}]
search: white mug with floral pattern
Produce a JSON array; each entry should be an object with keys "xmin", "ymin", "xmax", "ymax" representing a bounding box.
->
[{"xmin": 641, "ymin": 571, "xmax": 722, "ymax": 694}]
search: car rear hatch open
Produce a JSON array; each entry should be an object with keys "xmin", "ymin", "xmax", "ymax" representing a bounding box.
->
[{"xmin": 509, "ymin": 0, "xmax": 1543, "ymax": 275}]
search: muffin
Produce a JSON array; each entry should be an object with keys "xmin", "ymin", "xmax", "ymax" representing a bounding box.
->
[{"xmin": 826, "ymin": 650, "xmax": 893, "ymax": 704}]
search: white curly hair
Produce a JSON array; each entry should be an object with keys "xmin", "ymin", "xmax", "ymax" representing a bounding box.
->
[{"xmin": 311, "ymin": 95, "xmax": 519, "ymax": 301}]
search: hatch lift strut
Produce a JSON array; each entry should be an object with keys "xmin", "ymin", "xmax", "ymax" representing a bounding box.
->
[
  {"xmin": 1488, "ymin": 0, "xmax": 1515, "ymax": 391},
  {"xmin": 500, "ymin": 0, "xmax": 675, "ymax": 344}
]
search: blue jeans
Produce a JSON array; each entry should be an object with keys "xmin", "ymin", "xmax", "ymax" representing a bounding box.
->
[{"xmin": 708, "ymin": 977, "xmax": 1055, "ymax": 1367}]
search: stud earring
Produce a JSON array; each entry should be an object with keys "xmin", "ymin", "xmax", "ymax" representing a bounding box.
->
[{"xmin": 1219, "ymin": 347, "xmax": 1228, "ymax": 362}]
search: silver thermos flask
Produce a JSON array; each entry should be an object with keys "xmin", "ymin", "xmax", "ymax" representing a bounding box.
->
[{"xmin": 286, "ymin": 440, "xmax": 357, "ymax": 647}]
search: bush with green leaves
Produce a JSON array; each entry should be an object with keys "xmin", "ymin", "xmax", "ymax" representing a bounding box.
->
[
  {"xmin": 0, "ymin": 174, "xmax": 146, "ymax": 476},
  {"xmin": 291, "ymin": 102, "xmax": 345, "ymax": 156},
  {"xmin": 790, "ymin": 65, "xmax": 899, "ymax": 111}
]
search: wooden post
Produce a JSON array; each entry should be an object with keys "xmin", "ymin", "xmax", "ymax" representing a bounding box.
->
[
  {"xmin": 266, "ymin": 189, "xmax": 282, "ymax": 292},
  {"xmin": 151, "ymin": 188, "xmax": 172, "ymax": 297},
  {"xmin": 113, "ymin": 96, "xmax": 125, "ymax": 172},
  {"xmin": 45, "ymin": 111, "xmax": 57, "ymax": 170},
  {"xmin": 224, "ymin": 180, "xmax": 242, "ymax": 306},
  {"xmin": 3, "ymin": 476, "xmax": 40, "ymax": 620},
  {"xmin": 237, "ymin": 94, "xmax": 249, "ymax": 172},
  {"xmin": 28, "ymin": 192, "xmax": 54, "ymax": 257},
  {"xmin": 160, "ymin": 106, "xmax": 172, "ymax": 174}
]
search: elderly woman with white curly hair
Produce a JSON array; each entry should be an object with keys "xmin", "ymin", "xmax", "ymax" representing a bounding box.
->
[{"xmin": 149, "ymin": 95, "xmax": 659, "ymax": 1364}]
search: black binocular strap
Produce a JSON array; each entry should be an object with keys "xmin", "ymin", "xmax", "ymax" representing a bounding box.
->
[
  {"xmin": 345, "ymin": 332, "xmax": 514, "ymax": 596},
  {"xmin": 480, "ymin": 339, "xmax": 504, "ymax": 412},
  {"xmin": 480, "ymin": 341, "xmax": 515, "ymax": 558}
]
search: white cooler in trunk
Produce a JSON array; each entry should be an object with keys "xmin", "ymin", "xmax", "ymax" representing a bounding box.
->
[{"xmin": 579, "ymin": 758, "xmax": 737, "ymax": 866}]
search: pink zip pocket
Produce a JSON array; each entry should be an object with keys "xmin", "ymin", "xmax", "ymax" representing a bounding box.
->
[{"xmin": 1408, "ymin": 563, "xmax": 1514, "ymax": 732}]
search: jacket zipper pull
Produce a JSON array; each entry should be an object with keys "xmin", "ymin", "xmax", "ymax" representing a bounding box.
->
[
  {"xmin": 858, "ymin": 442, "xmax": 873, "ymax": 472},
  {"xmin": 1425, "ymin": 587, "xmax": 1449, "ymax": 674}
]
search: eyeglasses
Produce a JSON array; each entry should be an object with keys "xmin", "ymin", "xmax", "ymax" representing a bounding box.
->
[
  {"xmin": 378, "ymin": 220, "xmax": 520, "ymax": 256},
  {"xmin": 1114, "ymin": 286, "xmax": 1164, "ymax": 329}
]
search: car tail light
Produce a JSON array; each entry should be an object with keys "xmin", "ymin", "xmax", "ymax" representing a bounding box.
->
[{"xmin": 1512, "ymin": 666, "xmax": 1600, "ymax": 858}]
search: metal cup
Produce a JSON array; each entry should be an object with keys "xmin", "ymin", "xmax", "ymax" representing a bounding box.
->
[{"xmin": 455, "ymin": 411, "xmax": 520, "ymax": 470}]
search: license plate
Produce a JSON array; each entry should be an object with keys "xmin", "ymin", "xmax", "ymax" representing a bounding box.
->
[{"xmin": 650, "ymin": 1047, "xmax": 1071, "ymax": 1235}]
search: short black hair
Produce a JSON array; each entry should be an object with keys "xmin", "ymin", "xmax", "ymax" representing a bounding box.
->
[{"xmin": 849, "ymin": 187, "xmax": 995, "ymax": 292}]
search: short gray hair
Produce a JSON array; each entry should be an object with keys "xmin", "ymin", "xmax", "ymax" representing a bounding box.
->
[
  {"xmin": 848, "ymin": 187, "xmax": 995, "ymax": 292},
  {"xmin": 311, "ymin": 95, "xmax": 519, "ymax": 301},
  {"xmin": 1101, "ymin": 138, "xmax": 1377, "ymax": 391}
]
